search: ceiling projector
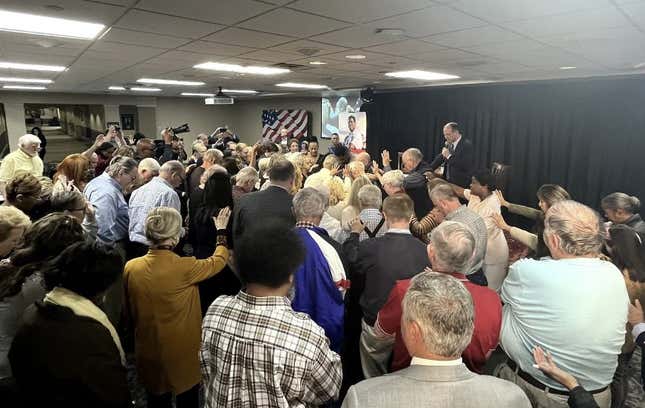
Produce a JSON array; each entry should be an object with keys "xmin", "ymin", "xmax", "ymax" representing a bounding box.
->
[{"xmin": 205, "ymin": 87, "xmax": 234, "ymax": 105}]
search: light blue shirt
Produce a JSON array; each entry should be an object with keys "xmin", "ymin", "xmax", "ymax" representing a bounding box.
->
[
  {"xmin": 128, "ymin": 176, "xmax": 180, "ymax": 245},
  {"xmin": 501, "ymin": 257, "xmax": 629, "ymax": 391},
  {"xmin": 84, "ymin": 172, "xmax": 129, "ymax": 244}
]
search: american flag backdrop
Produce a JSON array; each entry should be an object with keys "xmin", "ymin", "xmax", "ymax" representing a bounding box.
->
[{"xmin": 261, "ymin": 109, "xmax": 310, "ymax": 141}]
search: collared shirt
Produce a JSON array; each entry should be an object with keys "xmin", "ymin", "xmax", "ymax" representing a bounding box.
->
[
  {"xmin": 84, "ymin": 173, "xmax": 129, "ymax": 244},
  {"xmin": 501, "ymin": 257, "xmax": 629, "ymax": 391},
  {"xmin": 633, "ymin": 322, "xmax": 645, "ymax": 340},
  {"xmin": 128, "ymin": 176, "xmax": 181, "ymax": 245},
  {"xmin": 358, "ymin": 208, "xmax": 386, "ymax": 241},
  {"xmin": 411, "ymin": 357, "xmax": 462, "ymax": 367},
  {"xmin": 445, "ymin": 205, "xmax": 487, "ymax": 274},
  {"xmin": 0, "ymin": 149, "xmax": 44, "ymax": 182},
  {"xmin": 386, "ymin": 228, "xmax": 411, "ymax": 235},
  {"xmin": 200, "ymin": 291, "xmax": 342, "ymax": 408}
]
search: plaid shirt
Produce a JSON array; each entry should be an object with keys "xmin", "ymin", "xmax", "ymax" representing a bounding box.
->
[
  {"xmin": 358, "ymin": 208, "xmax": 386, "ymax": 241},
  {"xmin": 200, "ymin": 291, "xmax": 342, "ymax": 407}
]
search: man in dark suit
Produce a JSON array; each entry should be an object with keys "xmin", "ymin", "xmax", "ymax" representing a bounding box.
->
[
  {"xmin": 430, "ymin": 122, "xmax": 474, "ymax": 188},
  {"xmin": 233, "ymin": 156, "xmax": 296, "ymax": 244},
  {"xmin": 382, "ymin": 148, "xmax": 433, "ymax": 217},
  {"xmin": 344, "ymin": 194, "xmax": 428, "ymax": 378}
]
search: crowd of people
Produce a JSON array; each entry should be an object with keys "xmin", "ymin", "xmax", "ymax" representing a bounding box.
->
[{"xmin": 0, "ymin": 121, "xmax": 643, "ymax": 408}]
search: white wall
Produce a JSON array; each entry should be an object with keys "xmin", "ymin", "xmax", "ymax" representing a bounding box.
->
[{"xmin": 0, "ymin": 91, "xmax": 325, "ymax": 152}]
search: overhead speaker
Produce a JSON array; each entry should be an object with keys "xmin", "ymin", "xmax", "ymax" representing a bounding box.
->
[{"xmin": 360, "ymin": 87, "xmax": 374, "ymax": 104}]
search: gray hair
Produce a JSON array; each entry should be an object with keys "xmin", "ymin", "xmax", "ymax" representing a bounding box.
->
[
  {"xmin": 429, "ymin": 221, "xmax": 476, "ymax": 274},
  {"xmin": 404, "ymin": 148, "xmax": 423, "ymax": 164},
  {"xmin": 322, "ymin": 154, "xmax": 338, "ymax": 170},
  {"xmin": 105, "ymin": 156, "xmax": 138, "ymax": 177},
  {"xmin": 544, "ymin": 200, "xmax": 603, "ymax": 256},
  {"xmin": 382, "ymin": 170, "xmax": 404, "ymax": 189},
  {"xmin": 236, "ymin": 167, "xmax": 259, "ymax": 186},
  {"xmin": 145, "ymin": 207, "xmax": 183, "ymax": 245},
  {"xmin": 138, "ymin": 158, "xmax": 160, "ymax": 174},
  {"xmin": 429, "ymin": 183, "xmax": 458, "ymax": 202},
  {"xmin": 358, "ymin": 185, "xmax": 382, "ymax": 210},
  {"xmin": 18, "ymin": 134, "xmax": 41, "ymax": 148},
  {"xmin": 601, "ymin": 192, "xmax": 641, "ymax": 214},
  {"xmin": 292, "ymin": 187, "xmax": 326, "ymax": 221},
  {"xmin": 203, "ymin": 148, "xmax": 224, "ymax": 165},
  {"xmin": 159, "ymin": 160, "xmax": 184, "ymax": 175},
  {"xmin": 402, "ymin": 272, "xmax": 474, "ymax": 357}
]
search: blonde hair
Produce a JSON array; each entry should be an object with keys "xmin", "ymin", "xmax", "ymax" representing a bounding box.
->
[
  {"xmin": 348, "ymin": 175, "xmax": 372, "ymax": 209},
  {"xmin": 145, "ymin": 207, "xmax": 183, "ymax": 246},
  {"xmin": 0, "ymin": 207, "xmax": 31, "ymax": 241}
]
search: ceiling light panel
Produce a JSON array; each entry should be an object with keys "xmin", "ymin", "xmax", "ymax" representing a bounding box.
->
[
  {"xmin": 384, "ymin": 70, "xmax": 460, "ymax": 80},
  {"xmin": 276, "ymin": 82, "xmax": 327, "ymax": 89},
  {"xmin": 0, "ymin": 77, "xmax": 53, "ymax": 84},
  {"xmin": 194, "ymin": 62, "xmax": 290, "ymax": 75},
  {"xmin": 0, "ymin": 62, "xmax": 66, "ymax": 72},
  {"xmin": 181, "ymin": 93, "xmax": 215, "ymax": 97},
  {"xmin": 0, "ymin": 10, "xmax": 105, "ymax": 40},
  {"xmin": 108, "ymin": 86, "xmax": 126, "ymax": 90},
  {"xmin": 130, "ymin": 87, "xmax": 162, "ymax": 92},
  {"xmin": 222, "ymin": 89, "xmax": 258, "ymax": 94},
  {"xmin": 2, "ymin": 85, "xmax": 47, "ymax": 90}
]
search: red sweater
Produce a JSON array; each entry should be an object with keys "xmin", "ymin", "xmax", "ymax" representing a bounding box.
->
[{"xmin": 377, "ymin": 273, "xmax": 502, "ymax": 373}]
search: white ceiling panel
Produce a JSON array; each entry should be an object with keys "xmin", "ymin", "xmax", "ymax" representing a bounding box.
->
[
  {"xmin": 288, "ymin": 0, "xmax": 433, "ymax": 24},
  {"xmin": 101, "ymin": 28, "xmax": 191, "ymax": 49},
  {"xmin": 414, "ymin": 48, "xmax": 490, "ymax": 64},
  {"xmin": 177, "ymin": 41, "xmax": 256, "ymax": 56},
  {"xmin": 620, "ymin": 2, "xmax": 645, "ymax": 29},
  {"xmin": 422, "ymin": 26, "xmax": 526, "ymax": 48},
  {"xmin": 505, "ymin": 7, "xmax": 629, "ymax": 38},
  {"xmin": 202, "ymin": 28, "xmax": 294, "ymax": 48},
  {"xmin": 364, "ymin": 5, "xmax": 486, "ymax": 38},
  {"xmin": 310, "ymin": 26, "xmax": 402, "ymax": 49},
  {"xmin": 135, "ymin": 0, "xmax": 274, "ymax": 24},
  {"xmin": 0, "ymin": 52, "xmax": 75, "ymax": 67},
  {"xmin": 115, "ymin": 10, "xmax": 224, "ymax": 39},
  {"xmin": 88, "ymin": 42, "xmax": 166, "ymax": 61},
  {"xmin": 365, "ymin": 39, "xmax": 446, "ymax": 57},
  {"xmin": 238, "ymin": 8, "xmax": 348, "ymax": 37},
  {"xmin": 450, "ymin": 0, "xmax": 612, "ymax": 23},
  {"xmin": 234, "ymin": 49, "xmax": 308, "ymax": 63},
  {"xmin": 0, "ymin": 0, "xmax": 125, "ymax": 25},
  {"xmin": 267, "ymin": 40, "xmax": 349, "ymax": 57}
]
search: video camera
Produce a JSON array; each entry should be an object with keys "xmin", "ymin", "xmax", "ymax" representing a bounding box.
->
[{"xmin": 169, "ymin": 123, "xmax": 190, "ymax": 135}]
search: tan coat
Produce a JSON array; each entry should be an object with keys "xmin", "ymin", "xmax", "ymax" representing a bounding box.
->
[{"xmin": 124, "ymin": 246, "xmax": 228, "ymax": 394}]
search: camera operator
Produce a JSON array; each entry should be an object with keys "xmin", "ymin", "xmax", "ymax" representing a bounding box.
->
[{"xmin": 157, "ymin": 128, "xmax": 187, "ymax": 164}]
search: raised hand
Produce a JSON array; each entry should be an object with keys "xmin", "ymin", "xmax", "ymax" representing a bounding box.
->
[
  {"xmin": 495, "ymin": 190, "xmax": 509, "ymax": 207},
  {"xmin": 350, "ymin": 217, "xmax": 364, "ymax": 234},
  {"xmin": 213, "ymin": 207, "xmax": 231, "ymax": 230},
  {"xmin": 381, "ymin": 150, "xmax": 391, "ymax": 166}
]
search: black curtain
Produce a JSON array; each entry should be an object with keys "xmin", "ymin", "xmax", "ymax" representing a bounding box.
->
[{"xmin": 363, "ymin": 75, "xmax": 645, "ymax": 216}]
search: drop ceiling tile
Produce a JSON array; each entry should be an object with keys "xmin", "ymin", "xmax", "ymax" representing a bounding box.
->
[
  {"xmin": 0, "ymin": 52, "xmax": 76, "ymax": 66},
  {"xmin": 88, "ymin": 42, "xmax": 166, "ymax": 62},
  {"xmin": 364, "ymin": 5, "xmax": 487, "ymax": 38},
  {"xmin": 463, "ymin": 39, "xmax": 551, "ymax": 59},
  {"xmin": 267, "ymin": 40, "xmax": 349, "ymax": 57},
  {"xmin": 115, "ymin": 10, "xmax": 224, "ymax": 39},
  {"xmin": 310, "ymin": 26, "xmax": 402, "ymax": 49},
  {"xmin": 136, "ymin": 0, "xmax": 274, "ymax": 24},
  {"xmin": 422, "ymin": 26, "xmax": 526, "ymax": 48},
  {"xmin": 0, "ymin": 0, "xmax": 125, "ymax": 25},
  {"xmin": 289, "ymin": 0, "xmax": 433, "ymax": 24},
  {"xmin": 414, "ymin": 48, "xmax": 489, "ymax": 63},
  {"xmin": 238, "ymin": 8, "xmax": 348, "ymax": 37},
  {"xmin": 620, "ymin": 2, "xmax": 645, "ymax": 29},
  {"xmin": 202, "ymin": 28, "xmax": 294, "ymax": 48},
  {"xmin": 364, "ymin": 39, "xmax": 447, "ymax": 57},
  {"xmin": 101, "ymin": 28, "xmax": 191, "ymax": 49},
  {"xmin": 505, "ymin": 7, "xmax": 629, "ymax": 38},
  {"xmin": 177, "ymin": 41, "xmax": 256, "ymax": 56},
  {"xmin": 235, "ymin": 49, "xmax": 309, "ymax": 63},
  {"xmin": 450, "ymin": 0, "xmax": 611, "ymax": 23}
]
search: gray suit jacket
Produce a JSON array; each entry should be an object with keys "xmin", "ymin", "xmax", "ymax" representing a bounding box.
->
[{"xmin": 342, "ymin": 364, "xmax": 530, "ymax": 408}]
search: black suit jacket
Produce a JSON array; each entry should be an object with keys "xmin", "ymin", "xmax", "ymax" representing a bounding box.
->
[
  {"xmin": 346, "ymin": 232, "xmax": 428, "ymax": 325},
  {"xmin": 233, "ymin": 185, "xmax": 295, "ymax": 244},
  {"xmin": 403, "ymin": 161, "xmax": 433, "ymax": 217},
  {"xmin": 430, "ymin": 138, "xmax": 474, "ymax": 188},
  {"xmin": 637, "ymin": 331, "xmax": 645, "ymax": 349}
]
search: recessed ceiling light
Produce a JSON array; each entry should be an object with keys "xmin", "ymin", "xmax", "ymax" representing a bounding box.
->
[
  {"xmin": 223, "ymin": 89, "xmax": 258, "ymax": 94},
  {"xmin": 108, "ymin": 86, "xmax": 126, "ymax": 91},
  {"xmin": 375, "ymin": 28, "xmax": 405, "ymax": 36},
  {"xmin": 0, "ymin": 9, "xmax": 105, "ymax": 40},
  {"xmin": 384, "ymin": 70, "xmax": 460, "ymax": 80},
  {"xmin": 559, "ymin": 66, "xmax": 576, "ymax": 70},
  {"xmin": 3, "ymin": 85, "xmax": 47, "ymax": 90},
  {"xmin": 194, "ymin": 62, "xmax": 290, "ymax": 75},
  {"xmin": 181, "ymin": 92, "xmax": 215, "ymax": 97},
  {"xmin": 345, "ymin": 55, "xmax": 366, "ymax": 60},
  {"xmin": 137, "ymin": 78, "xmax": 205, "ymax": 86},
  {"xmin": 309, "ymin": 61, "xmax": 327, "ymax": 65},
  {"xmin": 130, "ymin": 87, "xmax": 162, "ymax": 92},
  {"xmin": 634, "ymin": 62, "xmax": 645, "ymax": 69},
  {"xmin": 0, "ymin": 61, "xmax": 66, "ymax": 72},
  {"xmin": 0, "ymin": 77, "xmax": 53, "ymax": 84},
  {"xmin": 276, "ymin": 82, "xmax": 327, "ymax": 89}
]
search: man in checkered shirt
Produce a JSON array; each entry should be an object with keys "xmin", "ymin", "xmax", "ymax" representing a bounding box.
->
[{"xmin": 200, "ymin": 223, "xmax": 342, "ymax": 407}]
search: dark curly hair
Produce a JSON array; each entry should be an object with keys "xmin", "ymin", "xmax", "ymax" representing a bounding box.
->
[
  {"xmin": 0, "ymin": 213, "xmax": 84, "ymax": 299},
  {"xmin": 43, "ymin": 241, "xmax": 124, "ymax": 299}
]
